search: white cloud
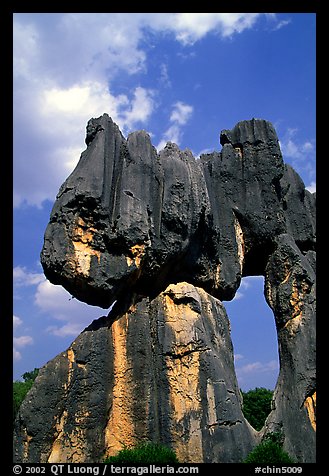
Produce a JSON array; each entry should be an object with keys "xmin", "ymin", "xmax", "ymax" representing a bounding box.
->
[
  {"xmin": 14, "ymin": 79, "xmax": 155, "ymax": 207},
  {"xmin": 43, "ymin": 84, "xmax": 94, "ymax": 114},
  {"xmin": 13, "ymin": 14, "xmax": 147, "ymax": 86},
  {"xmin": 236, "ymin": 359, "xmax": 279, "ymax": 377},
  {"xmin": 279, "ymin": 128, "xmax": 315, "ymax": 161},
  {"xmin": 306, "ymin": 181, "xmax": 316, "ymax": 193},
  {"xmin": 13, "ymin": 13, "xmax": 155, "ymax": 208},
  {"xmin": 231, "ymin": 276, "xmax": 264, "ymax": 301},
  {"xmin": 159, "ymin": 63, "xmax": 171, "ymax": 88},
  {"xmin": 13, "ymin": 314, "xmax": 34, "ymax": 362},
  {"xmin": 234, "ymin": 353, "xmax": 244, "ymax": 362},
  {"xmin": 14, "ymin": 264, "xmax": 106, "ymax": 341},
  {"xmin": 160, "ymin": 13, "xmax": 265, "ymax": 45},
  {"xmin": 157, "ymin": 125, "xmax": 181, "ymax": 150},
  {"xmin": 35, "ymin": 279, "xmax": 106, "ymax": 337},
  {"xmin": 279, "ymin": 127, "xmax": 316, "ymax": 188},
  {"xmin": 271, "ymin": 19, "xmax": 291, "ymax": 31},
  {"xmin": 13, "ymin": 20, "xmax": 40, "ymax": 79},
  {"xmin": 170, "ymin": 101, "xmax": 193, "ymax": 125},
  {"xmin": 13, "ymin": 266, "xmax": 45, "ymax": 287},
  {"xmin": 157, "ymin": 101, "xmax": 194, "ymax": 151},
  {"xmin": 121, "ymin": 87, "xmax": 155, "ymax": 132},
  {"xmin": 14, "ymin": 335, "xmax": 34, "ymax": 348},
  {"xmin": 13, "ymin": 13, "xmax": 277, "ymax": 208},
  {"xmin": 46, "ymin": 323, "xmax": 89, "ymax": 338},
  {"xmin": 13, "ymin": 315, "xmax": 23, "ymax": 330},
  {"xmin": 13, "ymin": 348, "xmax": 22, "ymax": 362},
  {"xmin": 35, "ymin": 280, "xmax": 73, "ymax": 315}
]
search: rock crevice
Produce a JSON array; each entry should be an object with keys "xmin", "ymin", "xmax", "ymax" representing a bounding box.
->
[{"xmin": 14, "ymin": 116, "xmax": 316, "ymax": 463}]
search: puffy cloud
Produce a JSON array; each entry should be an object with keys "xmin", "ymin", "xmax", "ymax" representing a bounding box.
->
[
  {"xmin": 235, "ymin": 358, "xmax": 279, "ymax": 389},
  {"xmin": 170, "ymin": 101, "xmax": 193, "ymax": 125},
  {"xmin": 156, "ymin": 101, "xmax": 194, "ymax": 151},
  {"xmin": 236, "ymin": 359, "xmax": 278, "ymax": 376},
  {"xmin": 231, "ymin": 276, "xmax": 264, "ymax": 301},
  {"xmin": 279, "ymin": 127, "xmax": 316, "ymax": 190},
  {"xmin": 13, "ymin": 13, "xmax": 147, "ymax": 86},
  {"xmin": 13, "ymin": 262, "xmax": 106, "ymax": 340},
  {"xmin": 46, "ymin": 322, "xmax": 90, "ymax": 338},
  {"xmin": 13, "ymin": 315, "xmax": 23, "ymax": 330},
  {"xmin": 13, "ymin": 266, "xmax": 45, "ymax": 287},
  {"xmin": 150, "ymin": 13, "xmax": 266, "ymax": 45},
  {"xmin": 234, "ymin": 353, "xmax": 244, "ymax": 362},
  {"xmin": 271, "ymin": 19, "xmax": 291, "ymax": 31},
  {"xmin": 13, "ymin": 13, "xmax": 155, "ymax": 208},
  {"xmin": 121, "ymin": 87, "xmax": 155, "ymax": 131},
  {"xmin": 13, "ymin": 314, "xmax": 34, "ymax": 362},
  {"xmin": 13, "ymin": 348, "xmax": 22, "ymax": 362},
  {"xmin": 14, "ymin": 79, "xmax": 155, "ymax": 207},
  {"xmin": 306, "ymin": 181, "xmax": 316, "ymax": 194},
  {"xmin": 279, "ymin": 128, "xmax": 315, "ymax": 161},
  {"xmin": 35, "ymin": 279, "xmax": 106, "ymax": 337},
  {"xmin": 14, "ymin": 335, "xmax": 34, "ymax": 348},
  {"xmin": 34, "ymin": 280, "xmax": 73, "ymax": 315},
  {"xmin": 13, "ymin": 13, "xmax": 274, "ymax": 208},
  {"xmin": 14, "ymin": 262, "xmax": 107, "ymax": 339}
]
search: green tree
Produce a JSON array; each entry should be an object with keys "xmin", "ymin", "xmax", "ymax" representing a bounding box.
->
[
  {"xmin": 22, "ymin": 368, "xmax": 39, "ymax": 383},
  {"xmin": 241, "ymin": 387, "xmax": 273, "ymax": 431},
  {"xmin": 13, "ymin": 368, "xmax": 39, "ymax": 421},
  {"xmin": 244, "ymin": 433, "xmax": 294, "ymax": 463},
  {"xmin": 104, "ymin": 442, "xmax": 179, "ymax": 464}
]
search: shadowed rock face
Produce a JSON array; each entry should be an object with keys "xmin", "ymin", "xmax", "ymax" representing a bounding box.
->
[
  {"xmin": 40, "ymin": 115, "xmax": 315, "ymax": 308},
  {"xmin": 263, "ymin": 234, "xmax": 316, "ymax": 461},
  {"xmin": 13, "ymin": 283, "xmax": 256, "ymax": 463},
  {"xmin": 14, "ymin": 115, "xmax": 316, "ymax": 463}
]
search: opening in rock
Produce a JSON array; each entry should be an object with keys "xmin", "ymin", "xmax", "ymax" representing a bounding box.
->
[{"xmin": 224, "ymin": 276, "xmax": 279, "ymax": 392}]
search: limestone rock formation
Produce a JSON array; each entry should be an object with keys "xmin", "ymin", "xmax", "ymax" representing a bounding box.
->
[
  {"xmin": 14, "ymin": 115, "xmax": 316, "ymax": 463},
  {"xmin": 263, "ymin": 234, "xmax": 316, "ymax": 462},
  {"xmin": 14, "ymin": 283, "xmax": 256, "ymax": 463},
  {"xmin": 40, "ymin": 115, "xmax": 315, "ymax": 307}
]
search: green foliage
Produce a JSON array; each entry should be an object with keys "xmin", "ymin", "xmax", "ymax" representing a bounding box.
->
[
  {"xmin": 263, "ymin": 431, "xmax": 284, "ymax": 446},
  {"xmin": 13, "ymin": 368, "xmax": 39, "ymax": 421},
  {"xmin": 243, "ymin": 436, "xmax": 295, "ymax": 464},
  {"xmin": 104, "ymin": 442, "xmax": 179, "ymax": 464},
  {"xmin": 241, "ymin": 387, "xmax": 273, "ymax": 431},
  {"xmin": 22, "ymin": 368, "xmax": 39, "ymax": 383}
]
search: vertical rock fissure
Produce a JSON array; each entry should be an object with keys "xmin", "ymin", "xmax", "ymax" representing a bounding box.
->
[{"xmin": 15, "ymin": 116, "xmax": 315, "ymax": 464}]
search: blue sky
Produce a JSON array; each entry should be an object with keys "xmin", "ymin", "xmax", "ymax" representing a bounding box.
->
[{"xmin": 13, "ymin": 13, "xmax": 316, "ymax": 390}]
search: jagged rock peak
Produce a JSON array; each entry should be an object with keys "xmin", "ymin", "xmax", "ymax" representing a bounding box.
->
[
  {"xmin": 220, "ymin": 118, "xmax": 279, "ymax": 147},
  {"xmin": 41, "ymin": 115, "xmax": 315, "ymax": 309},
  {"xmin": 14, "ymin": 115, "xmax": 316, "ymax": 464}
]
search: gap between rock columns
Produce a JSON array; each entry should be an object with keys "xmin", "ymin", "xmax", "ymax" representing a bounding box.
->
[{"xmin": 14, "ymin": 115, "xmax": 316, "ymax": 463}]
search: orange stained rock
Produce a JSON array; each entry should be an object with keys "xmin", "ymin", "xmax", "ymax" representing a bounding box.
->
[
  {"xmin": 71, "ymin": 216, "xmax": 101, "ymax": 277},
  {"xmin": 104, "ymin": 315, "xmax": 137, "ymax": 457},
  {"xmin": 304, "ymin": 391, "xmax": 316, "ymax": 431},
  {"xmin": 234, "ymin": 216, "xmax": 245, "ymax": 274},
  {"xmin": 162, "ymin": 283, "xmax": 205, "ymax": 462},
  {"xmin": 126, "ymin": 244, "xmax": 146, "ymax": 268}
]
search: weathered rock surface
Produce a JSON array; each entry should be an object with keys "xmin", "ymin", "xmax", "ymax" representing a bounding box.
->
[
  {"xmin": 14, "ymin": 115, "xmax": 316, "ymax": 463},
  {"xmin": 14, "ymin": 283, "xmax": 256, "ymax": 463},
  {"xmin": 41, "ymin": 115, "xmax": 210, "ymax": 307},
  {"xmin": 41, "ymin": 115, "xmax": 315, "ymax": 307},
  {"xmin": 263, "ymin": 234, "xmax": 316, "ymax": 462}
]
